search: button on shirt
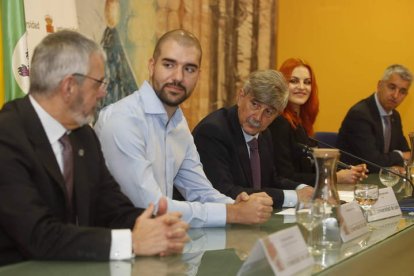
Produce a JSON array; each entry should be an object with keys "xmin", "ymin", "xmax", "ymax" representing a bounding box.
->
[
  {"xmin": 95, "ymin": 81, "xmax": 234, "ymax": 228},
  {"xmin": 29, "ymin": 95, "xmax": 132, "ymax": 260}
]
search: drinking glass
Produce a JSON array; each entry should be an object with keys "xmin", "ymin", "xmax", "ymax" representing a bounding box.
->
[
  {"xmin": 295, "ymin": 200, "xmax": 322, "ymax": 253},
  {"xmin": 379, "ymin": 167, "xmax": 400, "ymax": 188},
  {"xmin": 354, "ymin": 184, "xmax": 379, "ymax": 222}
]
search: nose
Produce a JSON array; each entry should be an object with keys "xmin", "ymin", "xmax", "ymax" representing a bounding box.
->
[
  {"xmin": 97, "ymin": 86, "xmax": 107, "ymax": 99},
  {"xmin": 390, "ymin": 89, "xmax": 399, "ymax": 99},
  {"xmin": 252, "ymin": 108, "xmax": 265, "ymax": 122},
  {"xmin": 172, "ymin": 67, "xmax": 184, "ymax": 82},
  {"xmin": 298, "ymin": 81, "xmax": 305, "ymax": 89}
]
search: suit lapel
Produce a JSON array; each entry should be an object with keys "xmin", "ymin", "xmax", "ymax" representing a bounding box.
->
[
  {"xmin": 228, "ymin": 106, "xmax": 253, "ymax": 186},
  {"xmin": 16, "ymin": 97, "xmax": 74, "ymax": 214},
  {"xmin": 366, "ymin": 95, "xmax": 386, "ymax": 151}
]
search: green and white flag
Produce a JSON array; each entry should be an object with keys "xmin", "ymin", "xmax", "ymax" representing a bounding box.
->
[{"xmin": 2, "ymin": 0, "xmax": 29, "ymax": 101}]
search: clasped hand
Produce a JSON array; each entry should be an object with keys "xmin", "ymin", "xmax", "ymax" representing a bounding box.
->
[
  {"xmin": 227, "ymin": 192, "xmax": 273, "ymax": 224},
  {"xmin": 132, "ymin": 197, "xmax": 189, "ymax": 256}
]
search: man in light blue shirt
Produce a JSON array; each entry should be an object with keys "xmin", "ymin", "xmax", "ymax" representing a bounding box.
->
[{"xmin": 95, "ymin": 29, "xmax": 273, "ymax": 228}]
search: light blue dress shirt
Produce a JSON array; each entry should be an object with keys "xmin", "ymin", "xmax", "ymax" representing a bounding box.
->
[{"xmin": 95, "ymin": 81, "xmax": 234, "ymax": 228}]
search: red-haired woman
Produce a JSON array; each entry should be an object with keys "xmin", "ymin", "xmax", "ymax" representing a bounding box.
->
[{"xmin": 268, "ymin": 58, "xmax": 367, "ymax": 185}]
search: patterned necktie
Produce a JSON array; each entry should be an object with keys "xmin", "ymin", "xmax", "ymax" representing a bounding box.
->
[
  {"xmin": 383, "ymin": 115, "xmax": 392, "ymax": 153},
  {"xmin": 247, "ymin": 138, "xmax": 261, "ymax": 189},
  {"xmin": 59, "ymin": 134, "xmax": 74, "ymax": 208}
]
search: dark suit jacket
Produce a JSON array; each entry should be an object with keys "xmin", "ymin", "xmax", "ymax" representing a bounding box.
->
[
  {"xmin": 192, "ymin": 106, "xmax": 300, "ymax": 208},
  {"xmin": 0, "ymin": 97, "xmax": 143, "ymax": 266},
  {"xmin": 337, "ymin": 93, "xmax": 409, "ymax": 172},
  {"xmin": 268, "ymin": 116, "xmax": 317, "ymax": 185}
]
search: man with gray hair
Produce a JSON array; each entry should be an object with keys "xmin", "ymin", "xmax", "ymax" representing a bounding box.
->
[
  {"xmin": 0, "ymin": 30, "xmax": 188, "ymax": 266},
  {"xmin": 193, "ymin": 69, "xmax": 314, "ymax": 208},
  {"xmin": 337, "ymin": 64, "xmax": 412, "ymax": 172}
]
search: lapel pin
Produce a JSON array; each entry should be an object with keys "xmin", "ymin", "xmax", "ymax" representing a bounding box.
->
[{"xmin": 78, "ymin": 149, "xmax": 84, "ymax": 157}]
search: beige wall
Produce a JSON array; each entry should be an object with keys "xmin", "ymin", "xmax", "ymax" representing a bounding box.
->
[{"xmin": 277, "ymin": 0, "xmax": 414, "ymax": 138}]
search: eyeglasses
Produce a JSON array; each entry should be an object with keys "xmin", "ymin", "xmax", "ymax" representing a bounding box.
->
[
  {"xmin": 248, "ymin": 99, "xmax": 278, "ymax": 118},
  {"xmin": 72, "ymin": 73, "xmax": 108, "ymax": 90}
]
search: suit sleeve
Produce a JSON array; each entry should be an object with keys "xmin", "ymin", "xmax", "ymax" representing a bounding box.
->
[
  {"xmin": 193, "ymin": 122, "xmax": 286, "ymax": 208},
  {"xmin": 0, "ymin": 125, "xmax": 140, "ymax": 263}
]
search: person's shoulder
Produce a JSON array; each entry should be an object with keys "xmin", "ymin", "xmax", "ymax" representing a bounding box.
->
[
  {"xmin": 193, "ymin": 107, "xmax": 230, "ymax": 132},
  {"xmin": 268, "ymin": 115, "xmax": 291, "ymax": 133},
  {"xmin": 347, "ymin": 94, "xmax": 373, "ymax": 112},
  {"xmin": 273, "ymin": 115, "xmax": 290, "ymax": 126},
  {"xmin": 96, "ymin": 91, "xmax": 144, "ymax": 132},
  {"xmin": 0, "ymin": 98, "xmax": 30, "ymax": 133}
]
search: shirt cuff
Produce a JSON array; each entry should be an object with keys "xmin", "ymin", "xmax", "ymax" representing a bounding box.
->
[
  {"xmin": 110, "ymin": 229, "xmax": 133, "ymax": 260},
  {"xmin": 296, "ymin": 184, "xmax": 309, "ymax": 190},
  {"xmin": 205, "ymin": 203, "xmax": 227, "ymax": 227},
  {"xmin": 393, "ymin": 150, "xmax": 404, "ymax": 158},
  {"xmin": 282, "ymin": 190, "xmax": 298, "ymax": 207}
]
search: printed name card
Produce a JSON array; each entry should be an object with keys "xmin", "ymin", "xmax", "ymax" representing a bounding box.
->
[
  {"xmin": 339, "ymin": 201, "xmax": 369, "ymax": 242},
  {"xmin": 238, "ymin": 226, "xmax": 314, "ymax": 276},
  {"xmin": 368, "ymin": 187, "xmax": 402, "ymax": 222}
]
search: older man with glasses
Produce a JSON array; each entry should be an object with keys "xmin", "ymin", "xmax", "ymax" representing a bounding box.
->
[{"xmin": 193, "ymin": 69, "xmax": 314, "ymax": 208}]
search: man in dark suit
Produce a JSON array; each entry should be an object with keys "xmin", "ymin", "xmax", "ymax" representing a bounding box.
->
[
  {"xmin": 193, "ymin": 70, "xmax": 314, "ymax": 208},
  {"xmin": 0, "ymin": 30, "xmax": 188, "ymax": 266},
  {"xmin": 337, "ymin": 64, "xmax": 412, "ymax": 173}
]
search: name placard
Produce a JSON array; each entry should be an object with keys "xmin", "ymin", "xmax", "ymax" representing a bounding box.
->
[
  {"xmin": 339, "ymin": 201, "xmax": 369, "ymax": 242},
  {"xmin": 238, "ymin": 226, "xmax": 313, "ymax": 276},
  {"xmin": 368, "ymin": 187, "xmax": 401, "ymax": 222}
]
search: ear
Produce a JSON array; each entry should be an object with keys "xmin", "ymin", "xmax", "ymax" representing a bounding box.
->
[
  {"xmin": 236, "ymin": 88, "xmax": 245, "ymax": 104},
  {"xmin": 60, "ymin": 75, "xmax": 76, "ymax": 102},
  {"xmin": 377, "ymin": 80, "xmax": 382, "ymax": 91},
  {"xmin": 148, "ymin": 58, "xmax": 155, "ymax": 78}
]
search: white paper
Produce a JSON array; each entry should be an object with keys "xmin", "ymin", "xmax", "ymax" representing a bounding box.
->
[
  {"xmin": 275, "ymin": 208, "xmax": 296, "ymax": 216},
  {"xmin": 338, "ymin": 190, "xmax": 354, "ymax": 203},
  {"xmin": 238, "ymin": 226, "xmax": 314, "ymax": 276},
  {"xmin": 368, "ymin": 187, "xmax": 402, "ymax": 222},
  {"xmin": 339, "ymin": 201, "xmax": 369, "ymax": 242}
]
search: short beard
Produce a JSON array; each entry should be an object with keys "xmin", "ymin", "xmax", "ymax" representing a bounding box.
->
[
  {"xmin": 69, "ymin": 92, "xmax": 95, "ymax": 127},
  {"xmin": 155, "ymin": 82, "xmax": 188, "ymax": 107}
]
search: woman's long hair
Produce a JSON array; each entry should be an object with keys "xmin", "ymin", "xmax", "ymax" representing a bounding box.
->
[{"xmin": 279, "ymin": 58, "xmax": 319, "ymax": 136}]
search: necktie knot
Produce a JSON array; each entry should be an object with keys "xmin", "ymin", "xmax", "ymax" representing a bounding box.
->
[
  {"xmin": 59, "ymin": 134, "xmax": 71, "ymax": 150},
  {"xmin": 248, "ymin": 138, "xmax": 259, "ymax": 150}
]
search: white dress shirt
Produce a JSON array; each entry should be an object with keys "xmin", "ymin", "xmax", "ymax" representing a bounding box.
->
[{"xmin": 29, "ymin": 95, "xmax": 132, "ymax": 260}]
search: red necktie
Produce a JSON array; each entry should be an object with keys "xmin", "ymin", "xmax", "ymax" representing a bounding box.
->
[{"xmin": 248, "ymin": 138, "xmax": 261, "ymax": 189}]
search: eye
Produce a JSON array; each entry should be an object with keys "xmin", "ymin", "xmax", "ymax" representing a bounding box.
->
[
  {"xmin": 304, "ymin": 79, "xmax": 312, "ymax": 85},
  {"xmin": 185, "ymin": 66, "xmax": 198, "ymax": 73},
  {"xmin": 250, "ymin": 100, "xmax": 260, "ymax": 109},
  {"xmin": 387, "ymin": 84, "xmax": 396, "ymax": 90},
  {"xmin": 162, "ymin": 61, "xmax": 174, "ymax": 69},
  {"xmin": 289, "ymin": 78, "xmax": 299, "ymax": 84},
  {"xmin": 399, "ymin": 88, "xmax": 408, "ymax": 95},
  {"xmin": 265, "ymin": 108, "xmax": 276, "ymax": 117}
]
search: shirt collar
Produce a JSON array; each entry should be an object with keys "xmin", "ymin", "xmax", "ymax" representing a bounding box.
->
[
  {"xmin": 374, "ymin": 92, "xmax": 393, "ymax": 116},
  {"xmin": 140, "ymin": 80, "xmax": 184, "ymax": 125},
  {"xmin": 242, "ymin": 128, "xmax": 259, "ymax": 143},
  {"xmin": 29, "ymin": 95, "xmax": 68, "ymax": 144}
]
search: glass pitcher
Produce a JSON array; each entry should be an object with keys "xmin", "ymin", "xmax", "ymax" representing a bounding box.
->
[{"xmin": 312, "ymin": 148, "xmax": 342, "ymax": 249}]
